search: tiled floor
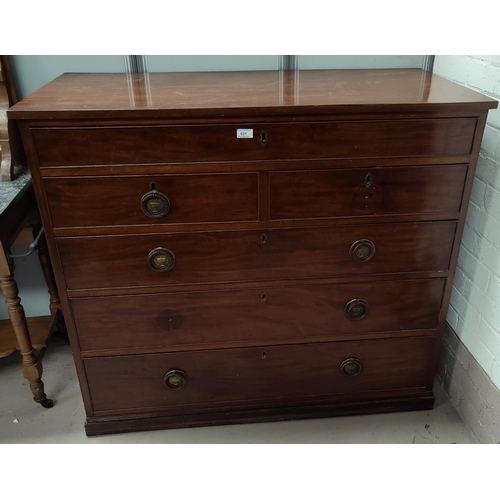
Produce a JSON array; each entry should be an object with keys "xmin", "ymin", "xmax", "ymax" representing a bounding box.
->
[{"xmin": 0, "ymin": 336, "xmax": 478, "ymax": 444}]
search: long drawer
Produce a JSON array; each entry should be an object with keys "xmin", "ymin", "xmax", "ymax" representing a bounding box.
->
[
  {"xmin": 270, "ymin": 165, "xmax": 467, "ymax": 220},
  {"xmin": 84, "ymin": 336, "xmax": 436, "ymax": 412},
  {"xmin": 73, "ymin": 279, "xmax": 445, "ymax": 352},
  {"xmin": 32, "ymin": 118, "xmax": 476, "ymax": 167},
  {"xmin": 57, "ymin": 222, "xmax": 456, "ymax": 290},
  {"xmin": 43, "ymin": 172, "xmax": 259, "ymax": 228}
]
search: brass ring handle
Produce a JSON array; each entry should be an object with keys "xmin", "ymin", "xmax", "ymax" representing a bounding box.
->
[
  {"xmin": 147, "ymin": 247, "xmax": 175, "ymax": 272},
  {"xmin": 339, "ymin": 358, "xmax": 363, "ymax": 377},
  {"xmin": 349, "ymin": 239, "xmax": 376, "ymax": 263},
  {"xmin": 164, "ymin": 370, "xmax": 187, "ymax": 389},
  {"xmin": 344, "ymin": 299, "xmax": 369, "ymax": 321},
  {"xmin": 140, "ymin": 189, "xmax": 170, "ymax": 218}
]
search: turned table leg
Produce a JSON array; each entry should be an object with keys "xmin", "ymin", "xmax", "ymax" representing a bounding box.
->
[
  {"xmin": 0, "ymin": 245, "xmax": 53, "ymax": 408},
  {"xmin": 35, "ymin": 228, "xmax": 67, "ymax": 339},
  {"xmin": 36, "ymin": 230, "xmax": 61, "ymax": 315}
]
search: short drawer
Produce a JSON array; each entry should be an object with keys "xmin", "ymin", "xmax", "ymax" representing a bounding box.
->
[
  {"xmin": 32, "ymin": 118, "xmax": 476, "ymax": 167},
  {"xmin": 57, "ymin": 222, "xmax": 456, "ymax": 290},
  {"xmin": 84, "ymin": 336, "xmax": 436, "ymax": 412},
  {"xmin": 270, "ymin": 164, "xmax": 467, "ymax": 220},
  {"xmin": 43, "ymin": 173, "xmax": 259, "ymax": 228},
  {"xmin": 73, "ymin": 279, "xmax": 445, "ymax": 352}
]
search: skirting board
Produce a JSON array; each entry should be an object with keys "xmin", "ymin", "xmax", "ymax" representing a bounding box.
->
[{"xmin": 438, "ymin": 323, "xmax": 500, "ymax": 443}]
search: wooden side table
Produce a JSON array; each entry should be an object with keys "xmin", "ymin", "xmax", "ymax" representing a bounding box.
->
[{"xmin": 0, "ymin": 166, "xmax": 62, "ymax": 408}]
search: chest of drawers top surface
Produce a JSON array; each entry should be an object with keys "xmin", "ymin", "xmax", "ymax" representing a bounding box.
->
[{"xmin": 8, "ymin": 69, "xmax": 497, "ymax": 121}]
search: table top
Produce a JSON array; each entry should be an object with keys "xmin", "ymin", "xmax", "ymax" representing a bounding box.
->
[
  {"xmin": 0, "ymin": 167, "xmax": 31, "ymax": 216},
  {"xmin": 8, "ymin": 69, "xmax": 498, "ymax": 120}
]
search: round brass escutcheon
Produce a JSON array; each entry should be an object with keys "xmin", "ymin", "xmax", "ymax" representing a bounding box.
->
[
  {"xmin": 147, "ymin": 247, "xmax": 176, "ymax": 272},
  {"xmin": 349, "ymin": 239, "xmax": 376, "ymax": 263},
  {"xmin": 339, "ymin": 358, "xmax": 363, "ymax": 377},
  {"xmin": 345, "ymin": 298, "xmax": 369, "ymax": 321},
  {"xmin": 164, "ymin": 370, "xmax": 187, "ymax": 389},
  {"xmin": 140, "ymin": 190, "xmax": 170, "ymax": 218}
]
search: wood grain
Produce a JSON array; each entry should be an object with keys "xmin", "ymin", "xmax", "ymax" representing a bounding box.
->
[
  {"xmin": 72, "ymin": 278, "xmax": 445, "ymax": 352},
  {"xmin": 84, "ymin": 336, "xmax": 436, "ymax": 412},
  {"xmin": 56, "ymin": 222, "xmax": 457, "ymax": 290},
  {"xmin": 31, "ymin": 119, "xmax": 476, "ymax": 167},
  {"xmin": 7, "ymin": 70, "xmax": 497, "ymax": 121},
  {"xmin": 43, "ymin": 172, "xmax": 259, "ymax": 228},
  {"xmin": 270, "ymin": 164, "xmax": 468, "ymax": 220}
]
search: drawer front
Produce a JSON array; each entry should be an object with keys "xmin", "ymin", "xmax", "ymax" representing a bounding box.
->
[
  {"xmin": 32, "ymin": 119, "xmax": 476, "ymax": 167},
  {"xmin": 84, "ymin": 337, "xmax": 436, "ymax": 412},
  {"xmin": 73, "ymin": 279, "xmax": 445, "ymax": 352},
  {"xmin": 270, "ymin": 165, "xmax": 467, "ymax": 220},
  {"xmin": 57, "ymin": 222, "xmax": 456, "ymax": 290},
  {"xmin": 43, "ymin": 173, "xmax": 259, "ymax": 228}
]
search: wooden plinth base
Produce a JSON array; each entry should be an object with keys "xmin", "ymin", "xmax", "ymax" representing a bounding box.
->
[{"xmin": 85, "ymin": 394, "xmax": 435, "ymax": 437}]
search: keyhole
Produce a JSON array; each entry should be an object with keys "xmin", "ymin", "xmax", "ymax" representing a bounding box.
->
[
  {"xmin": 261, "ymin": 233, "xmax": 267, "ymax": 244},
  {"xmin": 150, "ymin": 182, "xmax": 157, "ymax": 191},
  {"xmin": 261, "ymin": 293, "xmax": 266, "ymax": 302},
  {"xmin": 260, "ymin": 131, "xmax": 268, "ymax": 144},
  {"xmin": 261, "ymin": 351, "xmax": 267, "ymax": 359},
  {"xmin": 364, "ymin": 173, "xmax": 373, "ymax": 187}
]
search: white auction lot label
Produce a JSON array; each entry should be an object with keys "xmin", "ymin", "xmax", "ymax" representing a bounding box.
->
[{"xmin": 236, "ymin": 129, "xmax": 254, "ymax": 138}]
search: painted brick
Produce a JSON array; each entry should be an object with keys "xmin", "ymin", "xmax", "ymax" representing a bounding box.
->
[
  {"xmin": 438, "ymin": 325, "xmax": 500, "ymax": 442},
  {"xmin": 472, "ymin": 237, "xmax": 500, "ymax": 274},
  {"xmin": 445, "ymin": 323, "xmax": 472, "ymax": 373},
  {"xmin": 450, "ymin": 287, "xmax": 481, "ymax": 332},
  {"xmin": 473, "ymin": 212, "xmax": 500, "ymax": 247},
  {"xmin": 446, "ymin": 304, "xmax": 459, "ymax": 331},
  {"xmin": 480, "ymin": 124, "xmax": 500, "ymax": 157},
  {"xmin": 475, "ymin": 401, "xmax": 500, "ymax": 442},
  {"xmin": 476, "ymin": 318, "xmax": 500, "ymax": 359},
  {"xmin": 460, "ymin": 225, "xmax": 481, "ymax": 256},
  {"xmin": 465, "ymin": 60, "xmax": 498, "ymax": 94},
  {"xmin": 433, "ymin": 56, "xmax": 467, "ymax": 84},
  {"xmin": 483, "ymin": 184, "xmax": 500, "ymax": 222},
  {"xmin": 491, "ymin": 360, "xmax": 500, "ymax": 389},
  {"xmin": 451, "ymin": 268, "xmax": 468, "ymax": 294},
  {"xmin": 468, "ymin": 358, "xmax": 500, "ymax": 418},
  {"xmin": 438, "ymin": 342, "xmax": 454, "ymax": 387},
  {"xmin": 460, "ymin": 372, "xmax": 489, "ymax": 414},
  {"xmin": 456, "ymin": 246, "xmax": 490, "ymax": 290},
  {"xmin": 471, "ymin": 56, "xmax": 500, "ymax": 67},
  {"xmin": 463, "ymin": 280, "xmax": 500, "ymax": 330},
  {"xmin": 437, "ymin": 349, "xmax": 449, "ymax": 383},
  {"xmin": 470, "ymin": 177, "xmax": 487, "ymax": 206},
  {"xmin": 486, "ymin": 107, "xmax": 500, "ymax": 130},
  {"xmin": 456, "ymin": 317, "xmax": 495, "ymax": 373},
  {"xmin": 458, "ymin": 399, "xmax": 495, "ymax": 443},
  {"xmin": 446, "ymin": 363, "xmax": 466, "ymax": 406},
  {"xmin": 475, "ymin": 155, "xmax": 500, "ymax": 187},
  {"xmin": 486, "ymin": 274, "xmax": 500, "ymax": 305},
  {"xmin": 462, "ymin": 204, "xmax": 500, "ymax": 250}
]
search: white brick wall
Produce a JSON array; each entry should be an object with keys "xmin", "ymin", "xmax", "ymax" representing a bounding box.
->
[{"xmin": 434, "ymin": 55, "xmax": 500, "ymax": 390}]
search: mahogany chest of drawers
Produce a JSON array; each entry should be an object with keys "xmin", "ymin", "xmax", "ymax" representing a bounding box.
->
[{"xmin": 9, "ymin": 69, "xmax": 497, "ymax": 436}]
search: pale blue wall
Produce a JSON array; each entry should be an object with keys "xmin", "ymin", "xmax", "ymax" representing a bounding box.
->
[
  {"xmin": 147, "ymin": 55, "xmax": 280, "ymax": 72},
  {"xmin": 9, "ymin": 55, "xmax": 127, "ymax": 98},
  {"xmin": 9, "ymin": 55, "xmax": 426, "ymax": 99},
  {"xmin": 298, "ymin": 55, "xmax": 425, "ymax": 69}
]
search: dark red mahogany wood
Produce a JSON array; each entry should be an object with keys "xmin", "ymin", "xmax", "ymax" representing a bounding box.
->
[
  {"xmin": 56, "ymin": 222, "xmax": 456, "ymax": 291},
  {"xmin": 9, "ymin": 69, "xmax": 497, "ymax": 436},
  {"xmin": 72, "ymin": 278, "xmax": 445, "ymax": 352}
]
